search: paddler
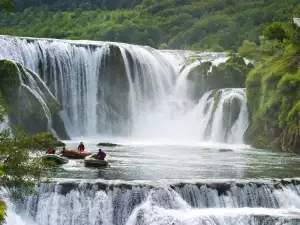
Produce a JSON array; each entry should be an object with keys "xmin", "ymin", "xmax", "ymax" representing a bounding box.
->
[
  {"xmin": 97, "ymin": 149, "xmax": 106, "ymax": 160},
  {"xmin": 78, "ymin": 142, "xmax": 85, "ymax": 152}
]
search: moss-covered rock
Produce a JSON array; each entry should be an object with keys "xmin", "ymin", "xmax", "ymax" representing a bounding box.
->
[
  {"xmin": 219, "ymin": 149, "xmax": 233, "ymax": 152},
  {"xmin": 245, "ymin": 44, "xmax": 300, "ymax": 153},
  {"xmin": 56, "ymin": 140, "xmax": 66, "ymax": 147},
  {"xmin": 0, "ymin": 60, "xmax": 70, "ymax": 140},
  {"xmin": 208, "ymin": 56, "xmax": 250, "ymax": 90},
  {"xmin": 0, "ymin": 60, "xmax": 20, "ymax": 92},
  {"xmin": 186, "ymin": 56, "xmax": 251, "ymax": 100},
  {"xmin": 97, "ymin": 142, "xmax": 120, "ymax": 147},
  {"xmin": 0, "ymin": 92, "xmax": 6, "ymax": 123},
  {"xmin": 187, "ymin": 62, "xmax": 211, "ymax": 100},
  {"xmin": 186, "ymin": 61, "xmax": 212, "ymax": 100}
]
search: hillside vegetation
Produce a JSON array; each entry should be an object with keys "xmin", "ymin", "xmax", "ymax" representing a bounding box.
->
[
  {"xmin": 244, "ymin": 21, "xmax": 300, "ymax": 153},
  {"xmin": 0, "ymin": 0, "xmax": 299, "ymax": 50}
]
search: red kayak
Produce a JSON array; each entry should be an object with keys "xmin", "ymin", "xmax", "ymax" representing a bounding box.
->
[{"xmin": 62, "ymin": 149, "xmax": 91, "ymax": 159}]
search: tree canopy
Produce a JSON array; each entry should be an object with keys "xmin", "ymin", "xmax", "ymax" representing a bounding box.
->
[
  {"xmin": 0, "ymin": 0, "xmax": 299, "ymax": 51},
  {"xmin": 0, "ymin": 0, "xmax": 14, "ymax": 11}
]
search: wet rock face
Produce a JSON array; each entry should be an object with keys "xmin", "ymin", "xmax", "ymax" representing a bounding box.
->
[
  {"xmin": 282, "ymin": 121, "xmax": 300, "ymax": 154},
  {"xmin": 186, "ymin": 56, "xmax": 251, "ymax": 101},
  {"xmin": 0, "ymin": 60, "xmax": 70, "ymax": 139},
  {"xmin": 222, "ymin": 97, "xmax": 241, "ymax": 140},
  {"xmin": 98, "ymin": 45, "xmax": 132, "ymax": 134},
  {"xmin": 186, "ymin": 62, "xmax": 212, "ymax": 101}
]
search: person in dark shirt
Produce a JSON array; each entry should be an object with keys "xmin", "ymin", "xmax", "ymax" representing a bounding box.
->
[
  {"xmin": 97, "ymin": 149, "xmax": 106, "ymax": 160},
  {"xmin": 78, "ymin": 142, "xmax": 85, "ymax": 152},
  {"xmin": 59, "ymin": 147, "xmax": 66, "ymax": 157}
]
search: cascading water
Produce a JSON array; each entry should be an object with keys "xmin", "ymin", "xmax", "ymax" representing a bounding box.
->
[
  {"xmin": 0, "ymin": 116, "xmax": 9, "ymax": 132},
  {"xmin": 1, "ymin": 35, "xmax": 299, "ymax": 225},
  {"xmin": 0, "ymin": 36, "xmax": 249, "ymax": 143},
  {"xmin": 6, "ymin": 180, "xmax": 300, "ymax": 225}
]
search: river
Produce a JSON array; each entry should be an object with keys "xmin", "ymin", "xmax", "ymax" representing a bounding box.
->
[{"xmin": 1, "ymin": 36, "xmax": 300, "ymax": 225}]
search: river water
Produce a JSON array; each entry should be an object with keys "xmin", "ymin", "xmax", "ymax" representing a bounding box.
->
[
  {"xmin": 56, "ymin": 139, "xmax": 300, "ymax": 181},
  {"xmin": 4, "ymin": 139, "xmax": 300, "ymax": 225}
]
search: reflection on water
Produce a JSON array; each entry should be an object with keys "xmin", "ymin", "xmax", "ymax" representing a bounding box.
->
[{"xmin": 55, "ymin": 140, "xmax": 300, "ymax": 181}]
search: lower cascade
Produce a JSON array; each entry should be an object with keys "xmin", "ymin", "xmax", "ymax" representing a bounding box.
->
[
  {"xmin": 6, "ymin": 180, "xmax": 300, "ymax": 225},
  {"xmin": 0, "ymin": 36, "xmax": 248, "ymax": 143}
]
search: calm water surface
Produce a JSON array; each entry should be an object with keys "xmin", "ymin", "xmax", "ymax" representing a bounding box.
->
[{"xmin": 56, "ymin": 139, "xmax": 300, "ymax": 181}]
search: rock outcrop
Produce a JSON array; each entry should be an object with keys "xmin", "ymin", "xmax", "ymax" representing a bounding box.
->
[
  {"xmin": 0, "ymin": 60, "xmax": 70, "ymax": 139},
  {"xmin": 186, "ymin": 55, "xmax": 253, "ymax": 101}
]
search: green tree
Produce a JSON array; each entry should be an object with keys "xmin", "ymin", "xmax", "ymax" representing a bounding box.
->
[
  {"xmin": 238, "ymin": 40, "xmax": 258, "ymax": 59},
  {"xmin": 263, "ymin": 22, "xmax": 287, "ymax": 42},
  {"xmin": 0, "ymin": 92, "xmax": 56, "ymax": 223},
  {"xmin": 0, "ymin": 0, "xmax": 14, "ymax": 11}
]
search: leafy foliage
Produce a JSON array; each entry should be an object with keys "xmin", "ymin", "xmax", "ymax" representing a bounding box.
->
[
  {"xmin": 263, "ymin": 22, "xmax": 287, "ymax": 41},
  {"xmin": 0, "ymin": 127, "xmax": 56, "ymax": 200},
  {"xmin": 238, "ymin": 40, "xmax": 259, "ymax": 59},
  {"xmin": 13, "ymin": 0, "xmax": 143, "ymax": 11},
  {"xmin": 0, "ymin": 0, "xmax": 14, "ymax": 12},
  {"xmin": 0, "ymin": 89, "xmax": 59, "ymax": 224},
  {"xmin": 0, "ymin": 0, "xmax": 299, "ymax": 51},
  {"xmin": 245, "ymin": 40, "xmax": 300, "ymax": 151},
  {"xmin": 0, "ymin": 91, "xmax": 56, "ymax": 200},
  {"xmin": 0, "ymin": 199, "xmax": 6, "ymax": 224},
  {"xmin": 207, "ymin": 56, "xmax": 251, "ymax": 89}
]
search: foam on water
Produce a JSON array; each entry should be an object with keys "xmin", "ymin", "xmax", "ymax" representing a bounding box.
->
[{"xmin": 5, "ymin": 181, "xmax": 300, "ymax": 225}]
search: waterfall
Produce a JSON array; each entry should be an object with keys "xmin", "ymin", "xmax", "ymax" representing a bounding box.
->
[
  {"xmin": 0, "ymin": 36, "xmax": 249, "ymax": 143},
  {"xmin": 0, "ymin": 116, "xmax": 9, "ymax": 132},
  {"xmin": 0, "ymin": 59, "xmax": 69, "ymax": 137},
  {"xmin": 16, "ymin": 62, "xmax": 55, "ymax": 134},
  {"xmin": 6, "ymin": 180, "xmax": 300, "ymax": 225}
]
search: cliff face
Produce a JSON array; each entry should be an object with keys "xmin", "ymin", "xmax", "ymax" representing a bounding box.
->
[
  {"xmin": 186, "ymin": 55, "xmax": 253, "ymax": 101},
  {"xmin": 245, "ymin": 44, "xmax": 300, "ymax": 153},
  {"xmin": 0, "ymin": 60, "xmax": 70, "ymax": 140}
]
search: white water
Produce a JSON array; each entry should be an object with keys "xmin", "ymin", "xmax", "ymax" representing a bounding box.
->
[
  {"xmin": 17, "ymin": 63, "xmax": 56, "ymax": 133},
  {"xmin": 0, "ymin": 116, "xmax": 9, "ymax": 132},
  {"xmin": 5, "ymin": 181, "xmax": 300, "ymax": 225},
  {"xmin": 0, "ymin": 36, "xmax": 249, "ymax": 144}
]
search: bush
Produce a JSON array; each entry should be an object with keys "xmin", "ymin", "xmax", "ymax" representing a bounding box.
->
[
  {"xmin": 263, "ymin": 22, "xmax": 287, "ymax": 41},
  {"xmin": 238, "ymin": 40, "xmax": 258, "ymax": 58},
  {"xmin": 25, "ymin": 132, "xmax": 59, "ymax": 149}
]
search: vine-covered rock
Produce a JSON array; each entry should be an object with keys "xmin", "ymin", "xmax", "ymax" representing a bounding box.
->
[
  {"xmin": 245, "ymin": 45, "xmax": 300, "ymax": 153},
  {"xmin": 186, "ymin": 56, "xmax": 252, "ymax": 100},
  {"xmin": 208, "ymin": 56, "xmax": 251, "ymax": 90}
]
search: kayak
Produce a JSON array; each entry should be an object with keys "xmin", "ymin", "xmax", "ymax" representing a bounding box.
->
[
  {"xmin": 42, "ymin": 154, "xmax": 69, "ymax": 165},
  {"xmin": 61, "ymin": 149, "xmax": 91, "ymax": 159},
  {"xmin": 84, "ymin": 154, "xmax": 108, "ymax": 168}
]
